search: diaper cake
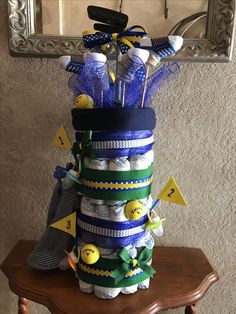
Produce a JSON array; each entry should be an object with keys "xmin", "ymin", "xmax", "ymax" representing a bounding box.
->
[{"xmin": 27, "ymin": 15, "xmax": 187, "ymax": 299}]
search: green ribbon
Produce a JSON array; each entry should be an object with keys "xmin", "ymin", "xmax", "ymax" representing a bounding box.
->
[
  {"xmin": 71, "ymin": 130, "xmax": 95, "ymax": 169},
  {"xmin": 110, "ymin": 247, "xmax": 156, "ymax": 285}
]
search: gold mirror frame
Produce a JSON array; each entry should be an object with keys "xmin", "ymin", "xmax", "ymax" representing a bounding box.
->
[{"xmin": 8, "ymin": 0, "xmax": 235, "ymax": 62}]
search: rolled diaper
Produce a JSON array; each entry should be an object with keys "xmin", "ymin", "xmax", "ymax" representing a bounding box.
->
[
  {"xmin": 87, "ymin": 158, "xmax": 109, "ymax": 170},
  {"xmin": 110, "ymin": 202, "xmax": 127, "ymax": 221},
  {"xmin": 130, "ymin": 150, "xmax": 154, "ymax": 170},
  {"xmin": 94, "ymin": 286, "xmax": 121, "ymax": 299},
  {"xmin": 90, "ymin": 198, "xmax": 105, "ymax": 205},
  {"xmin": 138, "ymin": 278, "xmax": 150, "ymax": 289},
  {"xmin": 79, "ymin": 279, "xmax": 94, "ymax": 293},
  {"xmin": 106, "ymin": 200, "xmax": 124, "ymax": 206},
  {"xmin": 144, "ymin": 149, "xmax": 154, "ymax": 164},
  {"xmin": 95, "ymin": 204, "xmax": 110, "ymax": 220},
  {"xmin": 109, "ymin": 157, "xmax": 130, "ymax": 171},
  {"xmin": 134, "ymin": 232, "xmax": 155, "ymax": 249},
  {"xmin": 80, "ymin": 196, "xmax": 96, "ymax": 217},
  {"xmin": 121, "ymin": 285, "xmax": 138, "ymax": 294},
  {"xmin": 87, "ymin": 158, "xmax": 108, "ymax": 204},
  {"xmin": 139, "ymin": 195, "xmax": 153, "ymax": 209}
]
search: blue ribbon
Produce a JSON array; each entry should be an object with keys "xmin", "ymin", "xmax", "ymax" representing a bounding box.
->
[{"xmin": 83, "ymin": 25, "xmax": 148, "ymax": 54}]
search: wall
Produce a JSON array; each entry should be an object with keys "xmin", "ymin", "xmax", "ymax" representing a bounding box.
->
[{"xmin": 0, "ymin": 1, "xmax": 235, "ymax": 313}]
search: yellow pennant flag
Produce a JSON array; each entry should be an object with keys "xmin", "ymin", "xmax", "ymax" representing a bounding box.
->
[
  {"xmin": 52, "ymin": 126, "xmax": 72, "ymax": 149},
  {"xmin": 50, "ymin": 212, "xmax": 76, "ymax": 237},
  {"xmin": 157, "ymin": 176, "xmax": 187, "ymax": 206}
]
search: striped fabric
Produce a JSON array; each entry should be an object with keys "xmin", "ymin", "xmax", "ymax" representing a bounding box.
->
[{"xmin": 27, "ymin": 184, "xmax": 80, "ymax": 270}]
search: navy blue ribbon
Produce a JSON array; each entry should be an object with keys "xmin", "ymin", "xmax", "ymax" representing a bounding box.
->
[
  {"xmin": 83, "ymin": 25, "xmax": 148, "ymax": 54},
  {"xmin": 77, "ymin": 229, "xmax": 147, "ymax": 249}
]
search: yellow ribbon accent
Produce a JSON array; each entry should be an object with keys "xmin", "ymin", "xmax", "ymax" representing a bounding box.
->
[
  {"xmin": 81, "ymin": 176, "xmax": 153, "ymax": 190},
  {"xmin": 112, "ymin": 33, "xmax": 118, "ymax": 41},
  {"xmin": 83, "ymin": 30, "xmax": 142, "ymax": 50},
  {"xmin": 132, "ymin": 259, "xmax": 138, "ymax": 267},
  {"xmin": 78, "ymin": 259, "xmax": 152, "ymax": 277}
]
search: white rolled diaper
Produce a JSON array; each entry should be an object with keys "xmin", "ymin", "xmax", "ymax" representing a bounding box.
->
[
  {"xmin": 95, "ymin": 204, "xmax": 110, "ymax": 220},
  {"xmin": 109, "ymin": 157, "xmax": 130, "ymax": 171},
  {"xmin": 134, "ymin": 233, "xmax": 155, "ymax": 249},
  {"xmin": 79, "ymin": 279, "xmax": 94, "ymax": 294},
  {"xmin": 121, "ymin": 284, "xmax": 138, "ymax": 294},
  {"xmin": 138, "ymin": 278, "xmax": 150, "ymax": 289},
  {"xmin": 130, "ymin": 150, "xmax": 154, "ymax": 170},
  {"xmin": 80, "ymin": 197, "xmax": 96, "ymax": 217},
  {"xmin": 94, "ymin": 286, "xmax": 121, "ymax": 299},
  {"xmin": 110, "ymin": 202, "xmax": 127, "ymax": 221},
  {"xmin": 87, "ymin": 158, "xmax": 109, "ymax": 170}
]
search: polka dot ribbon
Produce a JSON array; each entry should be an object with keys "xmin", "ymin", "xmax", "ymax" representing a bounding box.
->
[{"xmin": 82, "ymin": 25, "xmax": 148, "ymax": 54}]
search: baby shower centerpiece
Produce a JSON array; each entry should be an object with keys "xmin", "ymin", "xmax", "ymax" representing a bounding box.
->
[{"xmin": 27, "ymin": 6, "xmax": 187, "ymax": 299}]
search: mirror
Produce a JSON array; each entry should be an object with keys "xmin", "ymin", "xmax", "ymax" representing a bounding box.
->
[
  {"xmin": 8, "ymin": 0, "xmax": 235, "ymax": 62},
  {"xmin": 37, "ymin": 0, "xmax": 207, "ymax": 37}
]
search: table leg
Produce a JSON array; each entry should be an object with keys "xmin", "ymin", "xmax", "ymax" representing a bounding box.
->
[
  {"xmin": 18, "ymin": 297, "xmax": 29, "ymax": 314},
  {"xmin": 185, "ymin": 304, "xmax": 196, "ymax": 314}
]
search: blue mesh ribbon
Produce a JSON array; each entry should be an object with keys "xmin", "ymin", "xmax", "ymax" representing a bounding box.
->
[{"xmin": 83, "ymin": 25, "xmax": 148, "ymax": 54}]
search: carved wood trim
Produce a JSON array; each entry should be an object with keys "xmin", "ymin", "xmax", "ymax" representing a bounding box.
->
[
  {"xmin": 18, "ymin": 297, "xmax": 29, "ymax": 314},
  {"xmin": 8, "ymin": 0, "xmax": 236, "ymax": 61}
]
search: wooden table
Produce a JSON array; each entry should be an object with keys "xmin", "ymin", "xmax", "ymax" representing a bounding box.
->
[{"xmin": 1, "ymin": 240, "xmax": 218, "ymax": 314}]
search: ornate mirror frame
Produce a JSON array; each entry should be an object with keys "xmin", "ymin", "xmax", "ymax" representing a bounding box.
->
[{"xmin": 8, "ymin": 0, "xmax": 235, "ymax": 62}]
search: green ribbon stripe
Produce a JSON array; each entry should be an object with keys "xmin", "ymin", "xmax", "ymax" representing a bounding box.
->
[
  {"xmin": 77, "ymin": 269, "xmax": 151, "ymax": 288},
  {"xmin": 77, "ymin": 248, "xmax": 155, "ymax": 288},
  {"xmin": 76, "ymin": 184, "xmax": 152, "ymax": 200},
  {"xmin": 80, "ymin": 164, "xmax": 153, "ymax": 181}
]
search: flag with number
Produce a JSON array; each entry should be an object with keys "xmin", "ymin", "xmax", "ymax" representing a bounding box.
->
[
  {"xmin": 52, "ymin": 126, "xmax": 72, "ymax": 149},
  {"xmin": 157, "ymin": 176, "xmax": 187, "ymax": 206},
  {"xmin": 50, "ymin": 212, "xmax": 76, "ymax": 237}
]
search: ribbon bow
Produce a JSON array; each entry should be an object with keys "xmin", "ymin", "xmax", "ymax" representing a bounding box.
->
[
  {"xmin": 110, "ymin": 247, "xmax": 156, "ymax": 284},
  {"xmin": 83, "ymin": 25, "xmax": 148, "ymax": 54},
  {"xmin": 71, "ymin": 130, "xmax": 95, "ymax": 166}
]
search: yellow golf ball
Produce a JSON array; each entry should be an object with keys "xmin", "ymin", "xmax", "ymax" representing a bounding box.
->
[
  {"xmin": 75, "ymin": 94, "xmax": 94, "ymax": 109},
  {"xmin": 125, "ymin": 200, "xmax": 143, "ymax": 220},
  {"xmin": 81, "ymin": 244, "xmax": 100, "ymax": 265}
]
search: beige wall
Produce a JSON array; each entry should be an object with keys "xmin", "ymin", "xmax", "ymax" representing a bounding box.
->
[{"xmin": 0, "ymin": 1, "xmax": 236, "ymax": 313}]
